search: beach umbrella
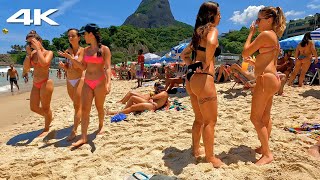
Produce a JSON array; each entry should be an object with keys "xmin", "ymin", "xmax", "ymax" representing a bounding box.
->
[
  {"xmin": 170, "ymin": 43, "xmax": 189, "ymax": 59},
  {"xmin": 311, "ymin": 28, "xmax": 320, "ymax": 40},
  {"xmin": 144, "ymin": 53, "xmax": 161, "ymax": 62},
  {"xmin": 280, "ymin": 34, "xmax": 320, "ymax": 50}
]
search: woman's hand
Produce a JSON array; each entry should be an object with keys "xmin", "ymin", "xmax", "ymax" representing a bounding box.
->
[
  {"xmin": 244, "ymin": 56, "xmax": 255, "ymax": 66},
  {"xmin": 249, "ymin": 21, "xmax": 256, "ymax": 35},
  {"xmin": 58, "ymin": 61, "xmax": 65, "ymax": 69},
  {"xmin": 58, "ymin": 50, "xmax": 74, "ymax": 60},
  {"xmin": 31, "ymin": 38, "xmax": 41, "ymax": 50},
  {"xmin": 26, "ymin": 45, "xmax": 32, "ymax": 55},
  {"xmin": 105, "ymin": 83, "xmax": 111, "ymax": 95}
]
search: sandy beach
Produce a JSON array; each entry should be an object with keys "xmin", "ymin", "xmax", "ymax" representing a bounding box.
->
[{"xmin": 0, "ymin": 80, "xmax": 319, "ymax": 179}]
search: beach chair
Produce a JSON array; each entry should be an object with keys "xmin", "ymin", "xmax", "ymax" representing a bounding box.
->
[
  {"xmin": 229, "ymin": 70, "xmax": 255, "ymax": 90},
  {"xmin": 310, "ymin": 68, "xmax": 320, "ymax": 85}
]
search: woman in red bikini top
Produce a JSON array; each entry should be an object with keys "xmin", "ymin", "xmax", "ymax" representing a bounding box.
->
[
  {"xmin": 57, "ymin": 28, "xmax": 85, "ymax": 141},
  {"xmin": 22, "ymin": 30, "xmax": 54, "ymax": 137},
  {"xmin": 72, "ymin": 23, "xmax": 112, "ymax": 147},
  {"xmin": 242, "ymin": 6, "xmax": 286, "ymax": 165}
]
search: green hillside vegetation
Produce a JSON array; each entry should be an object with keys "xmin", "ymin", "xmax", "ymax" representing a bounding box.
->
[{"xmin": 9, "ymin": 25, "xmax": 193, "ymax": 65}]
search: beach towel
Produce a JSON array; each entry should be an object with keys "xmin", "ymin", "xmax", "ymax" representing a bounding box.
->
[
  {"xmin": 284, "ymin": 123, "xmax": 320, "ymax": 141},
  {"xmin": 169, "ymin": 99, "xmax": 186, "ymax": 111},
  {"xmin": 111, "ymin": 113, "xmax": 127, "ymax": 123}
]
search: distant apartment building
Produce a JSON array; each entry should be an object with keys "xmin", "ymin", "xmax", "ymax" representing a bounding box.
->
[{"xmin": 282, "ymin": 13, "xmax": 320, "ymax": 39}]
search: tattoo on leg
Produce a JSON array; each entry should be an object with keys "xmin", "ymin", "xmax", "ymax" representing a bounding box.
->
[{"xmin": 198, "ymin": 96, "xmax": 217, "ymax": 104}]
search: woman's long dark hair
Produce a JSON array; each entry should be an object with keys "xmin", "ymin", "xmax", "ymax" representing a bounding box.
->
[
  {"xmin": 300, "ymin": 32, "xmax": 312, "ymax": 47},
  {"xmin": 67, "ymin": 28, "xmax": 80, "ymax": 49},
  {"xmin": 91, "ymin": 31, "xmax": 102, "ymax": 57},
  {"xmin": 191, "ymin": 1, "xmax": 219, "ymax": 51}
]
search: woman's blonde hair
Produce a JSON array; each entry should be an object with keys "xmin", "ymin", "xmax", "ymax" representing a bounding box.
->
[{"xmin": 259, "ymin": 6, "xmax": 286, "ymax": 38}]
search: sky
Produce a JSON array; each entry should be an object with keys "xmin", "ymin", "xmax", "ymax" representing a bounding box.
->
[{"xmin": 0, "ymin": 0, "xmax": 319, "ymax": 53}]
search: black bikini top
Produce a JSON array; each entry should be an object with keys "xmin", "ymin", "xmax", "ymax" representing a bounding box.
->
[{"xmin": 192, "ymin": 46, "xmax": 221, "ymax": 61}]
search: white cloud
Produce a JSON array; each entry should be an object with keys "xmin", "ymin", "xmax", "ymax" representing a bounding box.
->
[
  {"xmin": 307, "ymin": 0, "xmax": 320, "ymax": 9},
  {"xmin": 285, "ymin": 10, "xmax": 305, "ymax": 17},
  {"xmin": 230, "ymin": 5, "xmax": 265, "ymax": 25},
  {"xmin": 52, "ymin": 0, "xmax": 80, "ymax": 18}
]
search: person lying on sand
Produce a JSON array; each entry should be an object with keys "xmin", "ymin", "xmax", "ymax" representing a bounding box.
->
[
  {"xmin": 117, "ymin": 82, "xmax": 164, "ymax": 104},
  {"xmin": 107, "ymin": 90, "xmax": 169, "ymax": 115}
]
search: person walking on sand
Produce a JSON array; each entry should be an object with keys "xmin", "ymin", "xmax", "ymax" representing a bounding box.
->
[
  {"xmin": 181, "ymin": 1, "xmax": 223, "ymax": 168},
  {"xmin": 23, "ymin": 30, "xmax": 54, "ymax": 137},
  {"xmin": 7, "ymin": 64, "xmax": 20, "ymax": 92},
  {"xmin": 72, "ymin": 24, "xmax": 112, "ymax": 147},
  {"xmin": 136, "ymin": 49, "xmax": 145, "ymax": 87},
  {"xmin": 287, "ymin": 32, "xmax": 318, "ymax": 87},
  {"xmin": 242, "ymin": 6, "xmax": 286, "ymax": 165},
  {"xmin": 58, "ymin": 28, "xmax": 85, "ymax": 141}
]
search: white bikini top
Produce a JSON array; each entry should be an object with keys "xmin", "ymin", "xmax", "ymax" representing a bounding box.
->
[{"xmin": 67, "ymin": 55, "xmax": 78, "ymax": 67}]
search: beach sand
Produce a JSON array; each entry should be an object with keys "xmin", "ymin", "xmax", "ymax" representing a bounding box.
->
[{"xmin": 0, "ymin": 80, "xmax": 319, "ymax": 179}]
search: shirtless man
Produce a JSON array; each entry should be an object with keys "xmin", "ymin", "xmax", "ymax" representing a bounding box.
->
[
  {"xmin": 7, "ymin": 64, "xmax": 20, "ymax": 92},
  {"xmin": 107, "ymin": 90, "xmax": 169, "ymax": 115}
]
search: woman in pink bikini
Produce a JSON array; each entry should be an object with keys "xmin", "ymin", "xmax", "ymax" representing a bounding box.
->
[
  {"xmin": 23, "ymin": 30, "xmax": 54, "ymax": 137},
  {"xmin": 242, "ymin": 6, "xmax": 286, "ymax": 165},
  {"xmin": 58, "ymin": 28, "xmax": 85, "ymax": 141},
  {"xmin": 72, "ymin": 24, "xmax": 112, "ymax": 147}
]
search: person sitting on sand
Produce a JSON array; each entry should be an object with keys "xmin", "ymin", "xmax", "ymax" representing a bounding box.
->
[
  {"xmin": 107, "ymin": 89, "xmax": 169, "ymax": 115},
  {"xmin": 215, "ymin": 63, "xmax": 231, "ymax": 83},
  {"xmin": 117, "ymin": 82, "xmax": 164, "ymax": 105},
  {"xmin": 308, "ymin": 140, "xmax": 320, "ymax": 160}
]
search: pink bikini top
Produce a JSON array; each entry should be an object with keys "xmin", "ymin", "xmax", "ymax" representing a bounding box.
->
[
  {"xmin": 84, "ymin": 55, "xmax": 104, "ymax": 64},
  {"xmin": 259, "ymin": 43, "xmax": 280, "ymax": 54},
  {"xmin": 31, "ymin": 60, "xmax": 50, "ymax": 68}
]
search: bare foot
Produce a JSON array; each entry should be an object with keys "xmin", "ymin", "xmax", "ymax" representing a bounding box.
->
[
  {"xmin": 193, "ymin": 146, "xmax": 205, "ymax": 158},
  {"xmin": 38, "ymin": 129, "xmax": 49, "ymax": 137},
  {"xmin": 97, "ymin": 125, "xmax": 104, "ymax": 135},
  {"xmin": 307, "ymin": 145, "xmax": 320, "ymax": 159},
  {"xmin": 72, "ymin": 138, "xmax": 87, "ymax": 147},
  {"xmin": 105, "ymin": 108, "xmax": 116, "ymax": 115},
  {"xmin": 67, "ymin": 131, "xmax": 77, "ymax": 141},
  {"xmin": 255, "ymin": 154, "xmax": 273, "ymax": 165},
  {"xmin": 255, "ymin": 146, "xmax": 262, "ymax": 154},
  {"xmin": 206, "ymin": 156, "xmax": 224, "ymax": 168}
]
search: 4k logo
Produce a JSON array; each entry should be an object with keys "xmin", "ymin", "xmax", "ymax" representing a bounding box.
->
[{"xmin": 7, "ymin": 9, "xmax": 59, "ymax": 26}]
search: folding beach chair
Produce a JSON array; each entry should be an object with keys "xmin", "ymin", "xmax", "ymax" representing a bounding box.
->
[
  {"xmin": 310, "ymin": 68, "xmax": 320, "ymax": 85},
  {"xmin": 229, "ymin": 70, "xmax": 255, "ymax": 90}
]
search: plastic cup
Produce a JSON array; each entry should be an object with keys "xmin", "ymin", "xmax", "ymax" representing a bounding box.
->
[{"xmin": 241, "ymin": 62, "xmax": 249, "ymax": 71}]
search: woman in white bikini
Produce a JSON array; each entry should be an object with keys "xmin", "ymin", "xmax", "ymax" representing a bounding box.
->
[{"xmin": 58, "ymin": 28, "xmax": 85, "ymax": 141}]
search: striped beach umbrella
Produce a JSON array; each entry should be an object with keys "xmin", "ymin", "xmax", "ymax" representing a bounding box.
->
[{"xmin": 311, "ymin": 28, "xmax": 320, "ymax": 40}]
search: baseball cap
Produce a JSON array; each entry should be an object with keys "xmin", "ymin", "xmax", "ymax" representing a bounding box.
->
[{"xmin": 79, "ymin": 23, "xmax": 100, "ymax": 34}]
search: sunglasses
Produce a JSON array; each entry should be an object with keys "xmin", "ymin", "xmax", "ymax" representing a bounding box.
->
[{"xmin": 256, "ymin": 17, "xmax": 270, "ymax": 23}]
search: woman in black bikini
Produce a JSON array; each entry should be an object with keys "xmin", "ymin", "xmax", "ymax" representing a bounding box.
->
[{"xmin": 181, "ymin": 1, "xmax": 222, "ymax": 168}]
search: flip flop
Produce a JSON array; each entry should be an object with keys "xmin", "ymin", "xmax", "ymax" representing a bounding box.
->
[{"xmin": 124, "ymin": 172, "xmax": 151, "ymax": 180}]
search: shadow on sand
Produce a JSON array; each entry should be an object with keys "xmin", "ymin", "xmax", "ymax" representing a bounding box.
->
[
  {"xmin": 162, "ymin": 147, "xmax": 195, "ymax": 175},
  {"xmin": 299, "ymin": 89, "xmax": 320, "ymax": 100},
  {"xmin": 6, "ymin": 126, "xmax": 97, "ymax": 153},
  {"xmin": 218, "ymin": 88, "xmax": 249, "ymax": 99},
  {"xmin": 217, "ymin": 145, "xmax": 257, "ymax": 165}
]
